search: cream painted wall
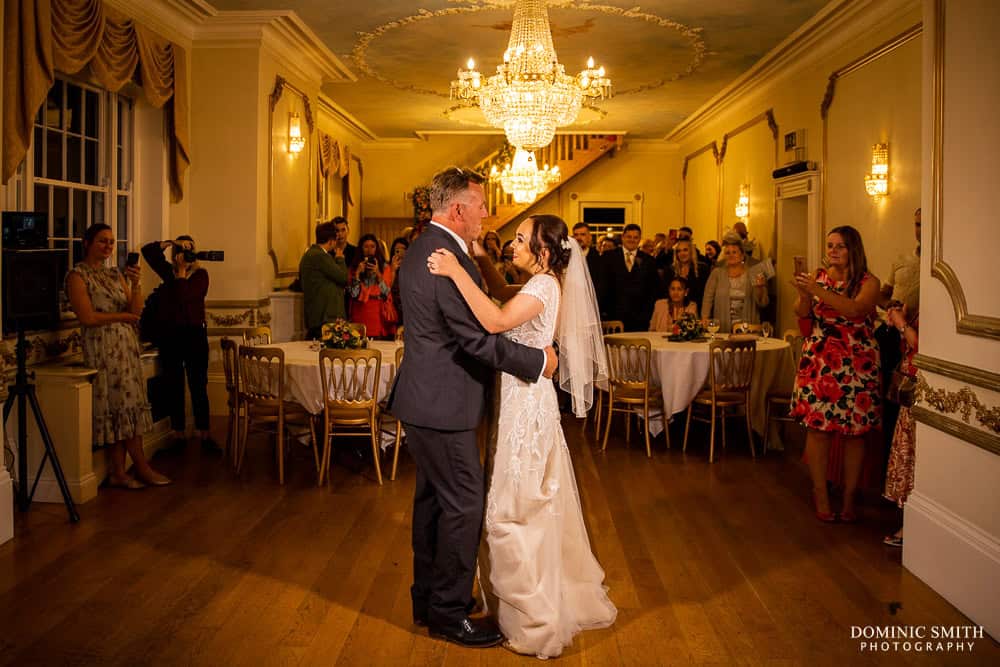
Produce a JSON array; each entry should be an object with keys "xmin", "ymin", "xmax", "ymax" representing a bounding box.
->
[
  {"xmin": 721, "ymin": 123, "xmax": 778, "ymax": 259},
  {"xmin": 674, "ymin": 3, "xmax": 922, "ymax": 326},
  {"xmin": 188, "ymin": 45, "xmax": 262, "ymax": 300},
  {"xmin": 903, "ymin": 0, "xmax": 1000, "ymax": 639},
  {"xmin": 359, "ymin": 135, "xmax": 503, "ymax": 220},
  {"xmin": 825, "ymin": 37, "xmax": 922, "ymax": 279}
]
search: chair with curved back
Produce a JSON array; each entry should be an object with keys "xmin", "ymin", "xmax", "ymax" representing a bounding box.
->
[
  {"xmin": 219, "ymin": 337, "xmax": 240, "ymax": 466},
  {"xmin": 602, "ymin": 336, "xmax": 665, "ymax": 457},
  {"xmin": 318, "ymin": 347, "xmax": 384, "ymax": 485},
  {"xmin": 235, "ymin": 346, "xmax": 318, "ymax": 484},
  {"xmin": 379, "ymin": 345, "xmax": 406, "ymax": 480},
  {"xmin": 242, "ymin": 326, "xmax": 272, "ymax": 347},
  {"xmin": 593, "ymin": 320, "xmax": 626, "ymax": 437},
  {"xmin": 762, "ymin": 329, "xmax": 806, "ymax": 454},
  {"xmin": 732, "ymin": 322, "xmax": 764, "ymax": 335},
  {"xmin": 394, "ymin": 325, "xmax": 405, "ymax": 342},
  {"xmin": 683, "ymin": 338, "xmax": 757, "ymax": 463}
]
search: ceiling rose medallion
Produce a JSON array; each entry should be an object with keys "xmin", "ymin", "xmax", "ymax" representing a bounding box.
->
[{"xmin": 449, "ymin": 0, "xmax": 611, "ymax": 151}]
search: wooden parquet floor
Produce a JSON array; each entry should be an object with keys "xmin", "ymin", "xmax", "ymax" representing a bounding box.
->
[{"xmin": 0, "ymin": 416, "xmax": 996, "ymax": 666}]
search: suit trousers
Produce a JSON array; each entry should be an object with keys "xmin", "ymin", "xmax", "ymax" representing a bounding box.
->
[
  {"xmin": 404, "ymin": 422, "xmax": 484, "ymax": 628},
  {"xmin": 158, "ymin": 324, "xmax": 210, "ymax": 432}
]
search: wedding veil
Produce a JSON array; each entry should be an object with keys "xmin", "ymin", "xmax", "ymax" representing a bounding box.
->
[{"xmin": 556, "ymin": 238, "xmax": 609, "ymax": 417}]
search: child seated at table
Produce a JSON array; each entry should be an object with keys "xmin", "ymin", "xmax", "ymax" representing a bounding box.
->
[{"xmin": 650, "ymin": 276, "xmax": 699, "ymax": 332}]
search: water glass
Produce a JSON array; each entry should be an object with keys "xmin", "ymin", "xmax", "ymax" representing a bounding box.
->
[
  {"xmin": 761, "ymin": 322, "xmax": 773, "ymax": 338},
  {"xmin": 706, "ymin": 319, "xmax": 720, "ymax": 339}
]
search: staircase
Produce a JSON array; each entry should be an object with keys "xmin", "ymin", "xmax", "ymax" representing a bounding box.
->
[{"xmin": 475, "ymin": 134, "xmax": 623, "ymax": 232}]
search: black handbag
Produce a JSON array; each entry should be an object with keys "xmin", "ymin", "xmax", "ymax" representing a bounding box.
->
[{"xmin": 886, "ymin": 369, "xmax": 917, "ymax": 408}]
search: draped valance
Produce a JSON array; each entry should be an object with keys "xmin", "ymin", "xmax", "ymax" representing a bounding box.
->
[{"xmin": 3, "ymin": 0, "xmax": 190, "ymax": 202}]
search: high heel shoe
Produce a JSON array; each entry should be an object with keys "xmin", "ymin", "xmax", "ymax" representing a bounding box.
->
[
  {"xmin": 812, "ymin": 490, "xmax": 837, "ymax": 523},
  {"xmin": 839, "ymin": 509, "xmax": 858, "ymax": 524}
]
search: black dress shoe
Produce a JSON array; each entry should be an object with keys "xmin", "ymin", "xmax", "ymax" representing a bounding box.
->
[
  {"xmin": 413, "ymin": 598, "xmax": 479, "ymax": 626},
  {"xmin": 428, "ymin": 617, "xmax": 503, "ymax": 648}
]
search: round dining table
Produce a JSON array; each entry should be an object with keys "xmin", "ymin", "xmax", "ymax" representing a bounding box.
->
[
  {"xmin": 268, "ymin": 340, "xmax": 402, "ymax": 415},
  {"xmin": 604, "ymin": 332, "xmax": 795, "ymax": 438}
]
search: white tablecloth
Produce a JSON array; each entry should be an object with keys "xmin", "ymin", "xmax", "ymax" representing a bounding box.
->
[
  {"xmin": 269, "ymin": 340, "xmax": 401, "ymax": 415},
  {"xmin": 605, "ymin": 333, "xmax": 794, "ymax": 436}
]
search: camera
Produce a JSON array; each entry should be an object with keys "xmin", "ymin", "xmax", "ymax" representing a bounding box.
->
[{"xmin": 172, "ymin": 241, "xmax": 224, "ymax": 262}]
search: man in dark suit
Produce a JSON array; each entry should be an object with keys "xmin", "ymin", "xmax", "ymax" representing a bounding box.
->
[
  {"xmin": 600, "ymin": 222, "xmax": 660, "ymax": 331},
  {"xmin": 572, "ymin": 222, "xmax": 602, "ymax": 295},
  {"xmin": 331, "ymin": 216, "xmax": 356, "ymax": 267},
  {"xmin": 387, "ymin": 167, "xmax": 557, "ymax": 648}
]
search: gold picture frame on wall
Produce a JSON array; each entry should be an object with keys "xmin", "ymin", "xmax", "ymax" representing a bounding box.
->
[{"xmin": 268, "ymin": 75, "xmax": 313, "ymax": 278}]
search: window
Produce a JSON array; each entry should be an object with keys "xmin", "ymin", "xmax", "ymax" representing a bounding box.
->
[{"xmin": 27, "ymin": 77, "xmax": 134, "ymax": 287}]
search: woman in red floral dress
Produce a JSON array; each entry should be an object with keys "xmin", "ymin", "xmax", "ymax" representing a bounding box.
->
[
  {"xmin": 883, "ymin": 307, "xmax": 918, "ymax": 546},
  {"xmin": 791, "ymin": 226, "xmax": 881, "ymax": 522}
]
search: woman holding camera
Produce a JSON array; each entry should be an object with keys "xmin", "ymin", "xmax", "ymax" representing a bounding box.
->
[
  {"xmin": 67, "ymin": 224, "xmax": 170, "ymax": 488},
  {"xmin": 347, "ymin": 233, "xmax": 394, "ymax": 338},
  {"xmin": 142, "ymin": 236, "xmax": 214, "ymax": 451}
]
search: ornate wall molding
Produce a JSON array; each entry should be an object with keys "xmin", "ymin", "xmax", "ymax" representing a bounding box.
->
[
  {"xmin": 912, "ymin": 372, "xmax": 1000, "ymax": 457},
  {"xmin": 681, "ymin": 141, "xmax": 719, "ymax": 230},
  {"xmin": 717, "ymin": 108, "xmax": 779, "ymax": 241},
  {"xmin": 820, "ymin": 23, "xmax": 922, "ymax": 233},
  {"xmin": 912, "ymin": 406, "xmax": 1000, "ymax": 457},
  {"xmin": 914, "ymin": 354, "xmax": 1000, "ymax": 393},
  {"xmin": 927, "ymin": 0, "xmax": 1000, "ymax": 340}
]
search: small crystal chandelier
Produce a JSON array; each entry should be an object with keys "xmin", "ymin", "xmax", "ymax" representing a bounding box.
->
[
  {"xmin": 734, "ymin": 184, "xmax": 749, "ymax": 220},
  {"xmin": 490, "ymin": 148, "xmax": 561, "ymax": 204},
  {"xmin": 451, "ymin": 0, "xmax": 611, "ymax": 150}
]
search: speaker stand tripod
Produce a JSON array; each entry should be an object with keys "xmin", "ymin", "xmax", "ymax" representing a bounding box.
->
[{"xmin": 2, "ymin": 328, "xmax": 79, "ymax": 523}]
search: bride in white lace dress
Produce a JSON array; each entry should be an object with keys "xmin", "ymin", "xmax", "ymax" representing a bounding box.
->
[{"xmin": 427, "ymin": 214, "xmax": 617, "ymax": 658}]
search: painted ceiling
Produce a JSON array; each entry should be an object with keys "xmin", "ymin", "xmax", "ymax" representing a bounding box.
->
[{"xmin": 207, "ymin": 0, "xmax": 830, "ymax": 139}]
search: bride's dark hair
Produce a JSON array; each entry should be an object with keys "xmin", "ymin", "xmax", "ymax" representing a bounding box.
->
[{"xmin": 526, "ymin": 214, "xmax": 572, "ymax": 279}]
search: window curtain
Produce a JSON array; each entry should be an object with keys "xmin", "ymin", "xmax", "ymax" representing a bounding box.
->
[
  {"xmin": 317, "ymin": 130, "xmax": 352, "ymax": 206},
  {"xmin": 2, "ymin": 0, "xmax": 190, "ymax": 202}
]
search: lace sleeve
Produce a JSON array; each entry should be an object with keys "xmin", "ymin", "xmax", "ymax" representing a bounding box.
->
[{"xmin": 519, "ymin": 273, "xmax": 558, "ymax": 311}]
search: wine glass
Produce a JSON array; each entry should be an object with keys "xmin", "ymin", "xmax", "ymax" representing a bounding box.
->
[
  {"xmin": 761, "ymin": 322, "xmax": 774, "ymax": 339},
  {"xmin": 706, "ymin": 319, "xmax": 720, "ymax": 340}
]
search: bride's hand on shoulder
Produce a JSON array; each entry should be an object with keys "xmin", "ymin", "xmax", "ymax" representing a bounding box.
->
[{"xmin": 427, "ymin": 248, "xmax": 461, "ymax": 278}]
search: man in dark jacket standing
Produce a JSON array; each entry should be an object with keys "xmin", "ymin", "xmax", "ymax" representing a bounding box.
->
[
  {"xmin": 600, "ymin": 223, "xmax": 660, "ymax": 331},
  {"xmin": 387, "ymin": 167, "xmax": 557, "ymax": 648},
  {"xmin": 299, "ymin": 221, "xmax": 348, "ymax": 339}
]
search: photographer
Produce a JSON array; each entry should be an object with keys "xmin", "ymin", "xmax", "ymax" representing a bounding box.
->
[
  {"xmin": 347, "ymin": 233, "xmax": 394, "ymax": 338},
  {"xmin": 142, "ymin": 236, "xmax": 216, "ymax": 452}
]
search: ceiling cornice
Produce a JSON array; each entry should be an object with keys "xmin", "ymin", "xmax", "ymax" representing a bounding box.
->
[
  {"xmin": 107, "ymin": 0, "xmax": 217, "ymax": 46},
  {"xmin": 317, "ymin": 95, "xmax": 378, "ymax": 142},
  {"xmin": 194, "ymin": 11, "xmax": 355, "ymax": 86},
  {"xmin": 666, "ymin": 0, "xmax": 919, "ymax": 143}
]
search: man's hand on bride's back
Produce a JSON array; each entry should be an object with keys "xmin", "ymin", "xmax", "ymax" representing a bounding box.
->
[
  {"xmin": 543, "ymin": 345, "xmax": 558, "ymax": 379},
  {"xmin": 427, "ymin": 248, "xmax": 461, "ymax": 278}
]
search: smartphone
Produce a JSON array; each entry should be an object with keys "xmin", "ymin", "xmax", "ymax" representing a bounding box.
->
[
  {"xmin": 126, "ymin": 252, "xmax": 140, "ymax": 267},
  {"xmin": 668, "ymin": 229, "xmax": 678, "ymax": 241},
  {"xmin": 793, "ymin": 255, "xmax": 807, "ymax": 276}
]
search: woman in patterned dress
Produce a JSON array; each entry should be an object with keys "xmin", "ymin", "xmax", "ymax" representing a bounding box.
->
[
  {"xmin": 791, "ymin": 226, "xmax": 881, "ymax": 522},
  {"xmin": 66, "ymin": 224, "xmax": 170, "ymax": 489},
  {"xmin": 883, "ymin": 306, "xmax": 918, "ymax": 547}
]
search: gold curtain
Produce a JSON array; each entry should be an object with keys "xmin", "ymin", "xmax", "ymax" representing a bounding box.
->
[
  {"xmin": 317, "ymin": 131, "xmax": 339, "ymax": 179},
  {"xmin": 2, "ymin": 0, "xmax": 190, "ymax": 202}
]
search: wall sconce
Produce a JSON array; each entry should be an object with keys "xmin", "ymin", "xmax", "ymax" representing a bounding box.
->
[
  {"xmin": 864, "ymin": 142, "xmax": 888, "ymax": 201},
  {"xmin": 734, "ymin": 183, "xmax": 749, "ymax": 221},
  {"xmin": 288, "ymin": 111, "xmax": 305, "ymax": 154}
]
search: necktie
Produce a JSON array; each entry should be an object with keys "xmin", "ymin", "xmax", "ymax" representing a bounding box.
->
[{"xmin": 625, "ymin": 251, "xmax": 634, "ymax": 272}]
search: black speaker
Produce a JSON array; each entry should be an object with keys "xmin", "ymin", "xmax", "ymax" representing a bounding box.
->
[{"xmin": 2, "ymin": 249, "xmax": 63, "ymax": 333}]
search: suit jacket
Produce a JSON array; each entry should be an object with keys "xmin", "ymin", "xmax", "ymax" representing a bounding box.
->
[
  {"xmin": 600, "ymin": 247, "xmax": 660, "ymax": 332},
  {"xmin": 299, "ymin": 244, "xmax": 348, "ymax": 330},
  {"xmin": 386, "ymin": 225, "xmax": 544, "ymax": 431},
  {"xmin": 583, "ymin": 247, "xmax": 603, "ymax": 297}
]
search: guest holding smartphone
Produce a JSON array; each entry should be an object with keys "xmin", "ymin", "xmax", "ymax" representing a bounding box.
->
[
  {"xmin": 388, "ymin": 236, "xmax": 408, "ymax": 327},
  {"xmin": 348, "ymin": 234, "xmax": 394, "ymax": 338},
  {"xmin": 142, "ymin": 236, "xmax": 215, "ymax": 452},
  {"xmin": 67, "ymin": 224, "xmax": 170, "ymax": 488}
]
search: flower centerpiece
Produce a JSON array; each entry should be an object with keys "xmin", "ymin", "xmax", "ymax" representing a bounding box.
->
[
  {"xmin": 666, "ymin": 313, "xmax": 706, "ymax": 342},
  {"xmin": 321, "ymin": 319, "xmax": 366, "ymax": 349}
]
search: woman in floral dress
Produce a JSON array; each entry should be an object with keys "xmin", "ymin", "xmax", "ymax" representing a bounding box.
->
[
  {"xmin": 66, "ymin": 224, "xmax": 170, "ymax": 489},
  {"xmin": 791, "ymin": 226, "xmax": 881, "ymax": 522},
  {"xmin": 883, "ymin": 307, "xmax": 918, "ymax": 547}
]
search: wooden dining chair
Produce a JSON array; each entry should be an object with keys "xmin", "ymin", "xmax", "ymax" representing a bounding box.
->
[
  {"xmin": 394, "ymin": 325, "xmax": 405, "ymax": 342},
  {"xmin": 683, "ymin": 338, "xmax": 757, "ymax": 463},
  {"xmin": 593, "ymin": 320, "xmax": 626, "ymax": 437},
  {"xmin": 242, "ymin": 326, "xmax": 272, "ymax": 347},
  {"xmin": 219, "ymin": 337, "xmax": 241, "ymax": 466},
  {"xmin": 762, "ymin": 329, "xmax": 805, "ymax": 454},
  {"xmin": 318, "ymin": 348, "xmax": 384, "ymax": 485},
  {"xmin": 236, "ymin": 346, "xmax": 318, "ymax": 484},
  {"xmin": 379, "ymin": 345, "xmax": 405, "ymax": 480},
  {"xmin": 602, "ymin": 336, "xmax": 665, "ymax": 457}
]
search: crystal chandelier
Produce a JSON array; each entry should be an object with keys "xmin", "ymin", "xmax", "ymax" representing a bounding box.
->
[
  {"xmin": 450, "ymin": 0, "xmax": 611, "ymax": 150},
  {"xmin": 490, "ymin": 148, "xmax": 561, "ymax": 204}
]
